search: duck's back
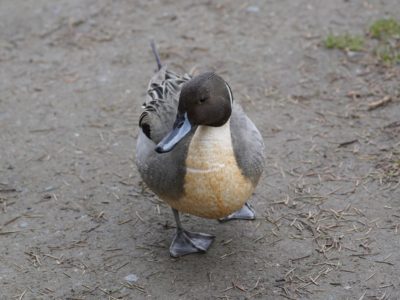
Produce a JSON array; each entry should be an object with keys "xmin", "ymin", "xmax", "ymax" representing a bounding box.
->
[{"xmin": 139, "ymin": 66, "xmax": 191, "ymax": 144}]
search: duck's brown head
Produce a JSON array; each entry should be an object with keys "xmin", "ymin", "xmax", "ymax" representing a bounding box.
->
[{"xmin": 155, "ymin": 72, "xmax": 233, "ymax": 153}]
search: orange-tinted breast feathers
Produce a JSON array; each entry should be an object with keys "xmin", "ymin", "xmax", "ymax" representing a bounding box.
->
[{"xmin": 163, "ymin": 121, "xmax": 255, "ymax": 219}]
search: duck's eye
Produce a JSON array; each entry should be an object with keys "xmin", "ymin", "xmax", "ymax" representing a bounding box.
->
[{"xmin": 199, "ymin": 97, "xmax": 207, "ymax": 103}]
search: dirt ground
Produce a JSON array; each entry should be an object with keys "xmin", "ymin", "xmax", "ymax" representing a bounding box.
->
[{"xmin": 1, "ymin": 0, "xmax": 400, "ymax": 299}]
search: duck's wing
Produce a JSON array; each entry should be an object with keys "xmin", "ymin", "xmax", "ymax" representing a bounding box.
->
[
  {"xmin": 230, "ymin": 103, "xmax": 265, "ymax": 186},
  {"xmin": 139, "ymin": 66, "xmax": 192, "ymax": 144}
]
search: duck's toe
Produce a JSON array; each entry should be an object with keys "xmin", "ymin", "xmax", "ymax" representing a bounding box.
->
[
  {"xmin": 169, "ymin": 229, "xmax": 215, "ymax": 257},
  {"xmin": 218, "ymin": 202, "xmax": 256, "ymax": 222}
]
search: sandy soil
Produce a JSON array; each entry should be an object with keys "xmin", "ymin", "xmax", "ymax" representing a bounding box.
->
[{"xmin": 1, "ymin": 0, "xmax": 399, "ymax": 299}]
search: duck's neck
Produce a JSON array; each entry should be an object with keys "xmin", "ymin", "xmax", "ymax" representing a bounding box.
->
[
  {"xmin": 192, "ymin": 120, "xmax": 232, "ymax": 148},
  {"xmin": 185, "ymin": 119, "xmax": 234, "ymax": 172}
]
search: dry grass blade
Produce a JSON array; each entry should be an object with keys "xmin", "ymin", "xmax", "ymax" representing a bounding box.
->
[
  {"xmin": 121, "ymin": 282, "xmax": 146, "ymax": 293},
  {"xmin": 365, "ymin": 272, "xmax": 376, "ymax": 281},
  {"xmin": 367, "ymin": 96, "xmax": 392, "ymax": 110},
  {"xmin": 358, "ymin": 291, "xmax": 367, "ymax": 300},
  {"xmin": 18, "ymin": 290, "xmax": 26, "ymax": 300},
  {"xmin": 3, "ymin": 215, "xmax": 21, "ymax": 227}
]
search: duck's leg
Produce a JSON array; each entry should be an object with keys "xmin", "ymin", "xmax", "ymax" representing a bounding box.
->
[
  {"xmin": 169, "ymin": 208, "xmax": 215, "ymax": 257},
  {"xmin": 218, "ymin": 202, "xmax": 255, "ymax": 222}
]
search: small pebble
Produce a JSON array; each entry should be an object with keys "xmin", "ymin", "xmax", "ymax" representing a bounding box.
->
[
  {"xmin": 19, "ymin": 221, "xmax": 28, "ymax": 228},
  {"xmin": 246, "ymin": 6, "xmax": 260, "ymax": 13},
  {"xmin": 124, "ymin": 273, "xmax": 138, "ymax": 283},
  {"xmin": 346, "ymin": 51, "xmax": 364, "ymax": 60}
]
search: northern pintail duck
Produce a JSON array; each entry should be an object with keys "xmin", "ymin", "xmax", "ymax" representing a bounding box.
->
[{"xmin": 136, "ymin": 42, "xmax": 265, "ymax": 257}]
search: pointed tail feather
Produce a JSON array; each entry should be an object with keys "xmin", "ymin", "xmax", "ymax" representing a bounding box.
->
[{"xmin": 150, "ymin": 40, "xmax": 162, "ymax": 71}]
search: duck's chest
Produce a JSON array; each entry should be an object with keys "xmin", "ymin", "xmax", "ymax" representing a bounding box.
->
[{"xmin": 168, "ymin": 122, "xmax": 254, "ymax": 219}]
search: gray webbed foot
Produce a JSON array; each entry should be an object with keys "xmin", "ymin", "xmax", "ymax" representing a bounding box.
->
[
  {"xmin": 218, "ymin": 202, "xmax": 256, "ymax": 222},
  {"xmin": 170, "ymin": 229, "xmax": 215, "ymax": 257},
  {"xmin": 169, "ymin": 208, "xmax": 215, "ymax": 257}
]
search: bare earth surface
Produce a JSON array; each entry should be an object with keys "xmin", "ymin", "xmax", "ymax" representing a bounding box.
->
[{"xmin": 1, "ymin": 1, "xmax": 400, "ymax": 299}]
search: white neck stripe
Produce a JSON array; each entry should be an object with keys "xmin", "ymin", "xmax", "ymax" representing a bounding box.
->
[{"xmin": 225, "ymin": 82, "xmax": 233, "ymax": 106}]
